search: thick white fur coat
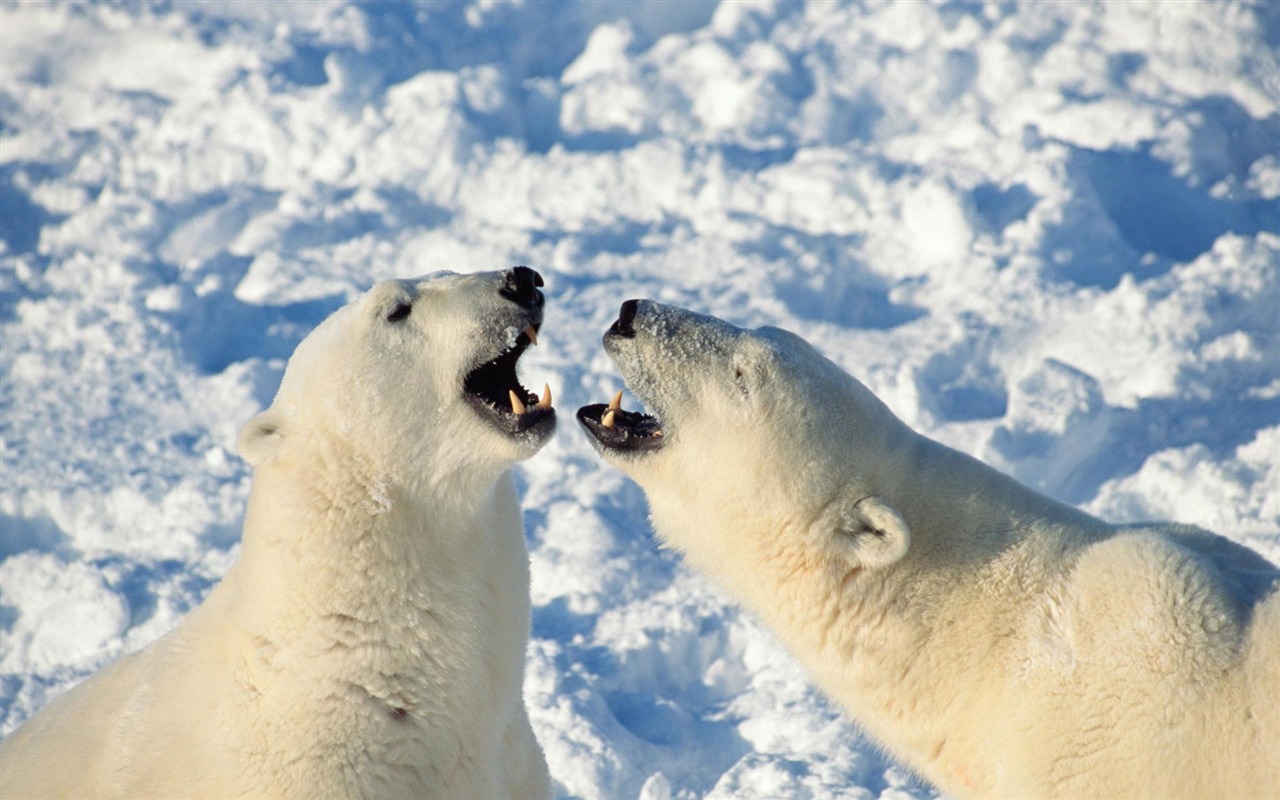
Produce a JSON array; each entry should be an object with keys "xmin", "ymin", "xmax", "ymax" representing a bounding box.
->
[
  {"xmin": 0, "ymin": 272, "xmax": 552, "ymax": 799},
  {"xmin": 596, "ymin": 301, "xmax": 1279, "ymax": 799}
]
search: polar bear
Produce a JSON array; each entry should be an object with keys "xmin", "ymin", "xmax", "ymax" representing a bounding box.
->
[
  {"xmin": 0, "ymin": 268, "xmax": 556, "ymax": 799},
  {"xmin": 577, "ymin": 299, "xmax": 1280, "ymax": 799}
]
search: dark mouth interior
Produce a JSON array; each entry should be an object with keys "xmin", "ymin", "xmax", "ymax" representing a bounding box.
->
[
  {"xmin": 463, "ymin": 327, "xmax": 553, "ymax": 434},
  {"xmin": 576, "ymin": 401, "xmax": 665, "ymax": 452}
]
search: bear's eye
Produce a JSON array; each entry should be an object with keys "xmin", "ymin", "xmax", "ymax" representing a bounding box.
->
[{"xmin": 386, "ymin": 302, "xmax": 412, "ymax": 323}]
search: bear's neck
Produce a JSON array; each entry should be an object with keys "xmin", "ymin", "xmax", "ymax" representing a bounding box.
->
[
  {"xmin": 225, "ymin": 454, "xmax": 529, "ymax": 665},
  {"xmin": 179, "ymin": 457, "xmax": 532, "ymax": 762},
  {"xmin": 890, "ymin": 430, "xmax": 1103, "ymax": 560}
]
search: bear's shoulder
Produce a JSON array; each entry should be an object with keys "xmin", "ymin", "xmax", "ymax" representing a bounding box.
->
[{"xmin": 1059, "ymin": 526, "xmax": 1278, "ymax": 674}]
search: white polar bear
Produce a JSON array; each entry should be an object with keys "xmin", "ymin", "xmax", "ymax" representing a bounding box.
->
[
  {"xmin": 577, "ymin": 300, "xmax": 1280, "ymax": 799},
  {"xmin": 0, "ymin": 268, "xmax": 557, "ymax": 799}
]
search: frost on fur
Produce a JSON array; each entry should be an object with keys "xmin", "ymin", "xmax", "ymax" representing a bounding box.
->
[{"xmin": 580, "ymin": 300, "xmax": 1280, "ymax": 800}]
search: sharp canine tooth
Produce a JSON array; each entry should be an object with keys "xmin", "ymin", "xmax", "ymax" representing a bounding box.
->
[
  {"xmin": 602, "ymin": 408, "xmax": 616, "ymax": 428},
  {"xmin": 523, "ymin": 325, "xmax": 538, "ymax": 346},
  {"xmin": 608, "ymin": 390, "xmax": 623, "ymax": 412},
  {"xmin": 539, "ymin": 383, "xmax": 552, "ymax": 409},
  {"xmin": 509, "ymin": 390, "xmax": 526, "ymax": 415}
]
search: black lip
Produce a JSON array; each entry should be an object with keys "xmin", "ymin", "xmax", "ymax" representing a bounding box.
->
[
  {"xmin": 468, "ymin": 393, "xmax": 556, "ymax": 437},
  {"xmin": 576, "ymin": 402, "xmax": 665, "ymax": 453},
  {"xmin": 462, "ymin": 319, "xmax": 555, "ymax": 439}
]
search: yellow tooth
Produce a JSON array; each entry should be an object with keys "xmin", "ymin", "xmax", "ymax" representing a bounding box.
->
[
  {"xmin": 601, "ymin": 408, "xmax": 616, "ymax": 428},
  {"xmin": 509, "ymin": 390, "xmax": 526, "ymax": 415},
  {"xmin": 608, "ymin": 389, "xmax": 623, "ymax": 412},
  {"xmin": 539, "ymin": 383, "xmax": 552, "ymax": 409},
  {"xmin": 523, "ymin": 325, "xmax": 538, "ymax": 346}
]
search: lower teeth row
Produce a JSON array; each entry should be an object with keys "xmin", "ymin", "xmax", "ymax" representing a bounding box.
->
[{"xmin": 508, "ymin": 385, "xmax": 553, "ymax": 415}]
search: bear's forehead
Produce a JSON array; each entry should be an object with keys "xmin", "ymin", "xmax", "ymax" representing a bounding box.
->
[{"xmin": 366, "ymin": 271, "xmax": 460, "ymax": 300}]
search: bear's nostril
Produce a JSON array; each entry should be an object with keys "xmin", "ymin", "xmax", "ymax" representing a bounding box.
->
[
  {"xmin": 608, "ymin": 299, "xmax": 639, "ymax": 338},
  {"xmin": 500, "ymin": 266, "xmax": 543, "ymax": 308}
]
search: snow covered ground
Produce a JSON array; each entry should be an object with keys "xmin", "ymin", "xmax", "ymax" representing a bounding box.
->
[{"xmin": 1, "ymin": 1, "xmax": 1277, "ymax": 797}]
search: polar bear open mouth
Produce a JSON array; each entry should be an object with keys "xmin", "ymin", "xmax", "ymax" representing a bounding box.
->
[
  {"xmin": 576, "ymin": 299, "xmax": 665, "ymax": 453},
  {"xmin": 463, "ymin": 322, "xmax": 556, "ymax": 437},
  {"xmin": 576, "ymin": 391, "xmax": 665, "ymax": 452}
]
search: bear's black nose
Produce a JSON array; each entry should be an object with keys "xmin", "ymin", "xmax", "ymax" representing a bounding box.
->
[
  {"xmin": 607, "ymin": 299, "xmax": 639, "ymax": 338},
  {"xmin": 499, "ymin": 266, "xmax": 544, "ymax": 309}
]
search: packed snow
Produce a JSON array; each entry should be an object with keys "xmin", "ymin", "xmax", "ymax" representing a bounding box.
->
[{"xmin": 1, "ymin": 1, "xmax": 1277, "ymax": 797}]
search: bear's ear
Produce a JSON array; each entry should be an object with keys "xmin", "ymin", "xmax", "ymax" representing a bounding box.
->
[
  {"xmin": 237, "ymin": 409, "xmax": 285, "ymax": 466},
  {"xmin": 827, "ymin": 494, "xmax": 911, "ymax": 570}
]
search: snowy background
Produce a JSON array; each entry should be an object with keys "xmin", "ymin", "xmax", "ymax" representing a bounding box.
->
[{"xmin": 2, "ymin": 1, "xmax": 1278, "ymax": 797}]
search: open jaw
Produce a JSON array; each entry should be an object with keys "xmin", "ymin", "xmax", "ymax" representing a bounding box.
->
[
  {"xmin": 463, "ymin": 321, "xmax": 556, "ymax": 438},
  {"xmin": 576, "ymin": 389, "xmax": 665, "ymax": 453}
]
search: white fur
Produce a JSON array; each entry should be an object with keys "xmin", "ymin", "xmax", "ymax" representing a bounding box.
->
[
  {"xmin": 0, "ymin": 272, "xmax": 553, "ymax": 799},
  {"xmin": 591, "ymin": 301, "xmax": 1280, "ymax": 799}
]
